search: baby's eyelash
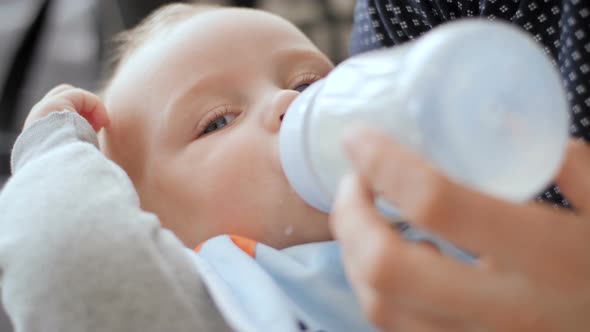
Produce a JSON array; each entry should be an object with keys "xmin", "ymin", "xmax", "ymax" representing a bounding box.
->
[
  {"xmin": 289, "ymin": 72, "xmax": 322, "ymax": 90},
  {"xmin": 195, "ymin": 105, "xmax": 237, "ymax": 138}
]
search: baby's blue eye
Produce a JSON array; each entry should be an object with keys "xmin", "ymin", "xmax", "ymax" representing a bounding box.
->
[
  {"xmin": 204, "ymin": 114, "xmax": 236, "ymax": 134},
  {"xmin": 294, "ymin": 83, "xmax": 312, "ymax": 92}
]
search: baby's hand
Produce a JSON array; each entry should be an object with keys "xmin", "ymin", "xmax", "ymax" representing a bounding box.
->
[{"xmin": 24, "ymin": 84, "xmax": 110, "ymax": 132}]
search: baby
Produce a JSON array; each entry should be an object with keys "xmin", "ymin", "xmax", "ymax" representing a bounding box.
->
[
  {"xmin": 99, "ymin": 3, "xmax": 334, "ymax": 250},
  {"xmin": 0, "ymin": 3, "xmax": 381, "ymax": 332}
]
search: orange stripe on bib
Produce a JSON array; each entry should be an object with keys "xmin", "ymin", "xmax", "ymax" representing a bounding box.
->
[{"xmin": 194, "ymin": 235, "xmax": 257, "ymax": 258}]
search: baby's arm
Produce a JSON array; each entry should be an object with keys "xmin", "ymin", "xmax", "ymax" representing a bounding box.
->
[{"xmin": 0, "ymin": 86, "xmax": 230, "ymax": 332}]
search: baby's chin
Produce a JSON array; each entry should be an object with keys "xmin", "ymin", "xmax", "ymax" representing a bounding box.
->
[{"xmin": 266, "ymin": 209, "xmax": 332, "ymax": 249}]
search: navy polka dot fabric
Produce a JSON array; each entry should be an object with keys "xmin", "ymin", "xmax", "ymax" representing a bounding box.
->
[{"xmin": 350, "ymin": 0, "xmax": 590, "ymax": 208}]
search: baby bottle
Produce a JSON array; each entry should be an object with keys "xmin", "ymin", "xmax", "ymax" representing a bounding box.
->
[{"xmin": 279, "ymin": 19, "xmax": 569, "ymax": 219}]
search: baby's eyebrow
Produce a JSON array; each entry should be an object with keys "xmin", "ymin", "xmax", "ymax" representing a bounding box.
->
[
  {"xmin": 163, "ymin": 73, "xmax": 224, "ymax": 134},
  {"xmin": 167, "ymin": 72, "xmax": 228, "ymax": 115},
  {"xmin": 271, "ymin": 47, "xmax": 334, "ymax": 72},
  {"xmin": 170, "ymin": 48, "xmax": 331, "ymax": 109},
  {"xmin": 164, "ymin": 48, "xmax": 333, "ymax": 133},
  {"xmin": 173, "ymin": 73, "xmax": 222, "ymax": 104},
  {"xmin": 164, "ymin": 70, "xmax": 253, "ymax": 140}
]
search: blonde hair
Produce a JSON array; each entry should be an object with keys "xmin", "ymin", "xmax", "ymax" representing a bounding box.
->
[{"xmin": 101, "ymin": 3, "xmax": 218, "ymax": 94}]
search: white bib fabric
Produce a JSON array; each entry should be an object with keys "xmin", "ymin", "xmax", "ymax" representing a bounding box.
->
[{"xmin": 187, "ymin": 235, "xmax": 378, "ymax": 332}]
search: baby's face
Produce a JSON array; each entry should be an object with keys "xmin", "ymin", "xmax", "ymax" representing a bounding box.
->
[{"xmin": 102, "ymin": 8, "xmax": 335, "ymax": 248}]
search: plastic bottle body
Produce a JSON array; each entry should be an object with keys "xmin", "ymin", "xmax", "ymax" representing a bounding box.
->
[{"xmin": 280, "ymin": 19, "xmax": 570, "ymax": 218}]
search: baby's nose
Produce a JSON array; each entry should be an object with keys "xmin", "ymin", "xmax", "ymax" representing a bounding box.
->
[{"xmin": 265, "ymin": 90, "xmax": 299, "ymax": 133}]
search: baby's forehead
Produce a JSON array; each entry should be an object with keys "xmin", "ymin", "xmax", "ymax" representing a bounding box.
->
[
  {"xmin": 123, "ymin": 11, "xmax": 311, "ymax": 74},
  {"xmin": 161, "ymin": 8, "xmax": 309, "ymax": 52},
  {"xmin": 104, "ymin": 7, "xmax": 323, "ymax": 109}
]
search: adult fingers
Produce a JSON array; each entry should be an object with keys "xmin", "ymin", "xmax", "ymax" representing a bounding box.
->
[
  {"xmin": 384, "ymin": 309, "xmax": 456, "ymax": 332},
  {"xmin": 340, "ymin": 126, "xmax": 580, "ymax": 264},
  {"xmin": 388, "ymin": 307, "xmax": 476, "ymax": 332},
  {"xmin": 372, "ymin": 296, "xmax": 477, "ymax": 332},
  {"xmin": 329, "ymin": 173, "xmax": 404, "ymax": 302},
  {"xmin": 330, "ymin": 174, "xmax": 502, "ymax": 324},
  {"xmin": 555, "ymin": 139, "xmax": 590, "ymax": 217}
]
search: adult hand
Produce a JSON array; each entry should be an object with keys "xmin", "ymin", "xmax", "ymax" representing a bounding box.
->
[
  {"xmin": 330, "ymin": 127, "xmax": 590, "ymax": 331},
  {"xmin": 24, "ymin": 84, "xmax": 110, "ymax": 132}
]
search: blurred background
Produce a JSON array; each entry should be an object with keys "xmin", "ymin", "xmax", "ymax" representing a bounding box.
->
[
  {"xmin": 0, "ymin": 0, "xmax": 355, "ymax": 330},
  {"xmin": 0, "ymin": 0, "xmax": 355, "ymax": 185}
]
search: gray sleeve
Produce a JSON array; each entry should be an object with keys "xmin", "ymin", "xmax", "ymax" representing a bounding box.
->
[{"xmin": 0, "ymin": 112, "xmax": 231, "ymax": 332}]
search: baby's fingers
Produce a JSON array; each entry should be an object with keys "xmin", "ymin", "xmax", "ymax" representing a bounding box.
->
[
  {"xmin": 55, "ymin": 88, "xmax": 110, "ymax": 131},
  {"xmin": 26, "ymin": 86, "xmax": 109, "ymax": 132},
  {"xmin": 44, "ymin": 84, "xmax": 74, "ymax": 98}
]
